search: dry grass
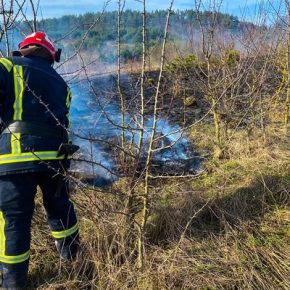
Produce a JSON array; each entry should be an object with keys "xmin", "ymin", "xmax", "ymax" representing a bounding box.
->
[{"xmin": 28, "ymin": 122, "xmax": 290, "ymax": 289}]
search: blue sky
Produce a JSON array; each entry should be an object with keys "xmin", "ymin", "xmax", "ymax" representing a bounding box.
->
[{"xmin": 35, "ymin": 0, "xmax": 282, "ymax": 20}]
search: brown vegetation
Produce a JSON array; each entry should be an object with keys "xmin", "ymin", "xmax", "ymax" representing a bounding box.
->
[
  {"xmin": 0, "ymin": 0, "xmax": 290, "ymax": 289},
  {"xmin": 29, "ymin": 121, "xmax": 290, "ymax": 289}
]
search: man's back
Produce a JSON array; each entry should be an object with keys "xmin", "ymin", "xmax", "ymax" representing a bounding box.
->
[
  {"xmin": 0, "ymin": 56, "xmax": 69, "ymax": 126},
  {"xmin": 0, "ymin": 56, "xmax": 72, "ymax": 175}
]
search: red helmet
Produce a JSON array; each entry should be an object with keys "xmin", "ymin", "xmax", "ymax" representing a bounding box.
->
[{"xmin": 18, "ymin": 31, "xmax": 60, "ymax": 62}]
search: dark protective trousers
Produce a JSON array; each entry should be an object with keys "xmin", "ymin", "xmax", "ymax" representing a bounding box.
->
[{"xmin": 0, "ymin": 171, "xmax": 79, "ymax": 289}]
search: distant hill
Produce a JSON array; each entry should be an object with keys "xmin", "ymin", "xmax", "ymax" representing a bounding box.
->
[{"xmin": 18, "ymin": 10, "xmax": 258, "ymax": 62}]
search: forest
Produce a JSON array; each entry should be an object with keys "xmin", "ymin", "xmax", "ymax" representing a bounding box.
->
[{"xmin": 23, "ymin": 9, "xmax": 257, "ymax": 62}]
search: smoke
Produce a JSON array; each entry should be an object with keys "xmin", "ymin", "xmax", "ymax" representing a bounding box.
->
[{"xmin": 68, "ymin": 76, "xmax": 201, "ymax": 186}]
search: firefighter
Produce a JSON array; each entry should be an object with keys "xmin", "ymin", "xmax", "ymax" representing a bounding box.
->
[{"xmin": 0, "ymin": 31, "xmax": 79, "ymax": 289}]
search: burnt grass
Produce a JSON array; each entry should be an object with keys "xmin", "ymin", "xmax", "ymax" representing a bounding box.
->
[
  {"xmin": 88, "ymin": 71, "xmax": 205, "ymax": 177},
  {"xmin": 91, "ymin": 70, "xmax": 208, "ymax": 127}
]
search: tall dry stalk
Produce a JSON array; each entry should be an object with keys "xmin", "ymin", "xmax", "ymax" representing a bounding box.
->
[
  {"xmin": 285, "ymin": 0, "xmax": 290, "ymax": 129},
  {"xmin": 196, "ymin": 0, "xmax": 223, "ymax": 151},
  {"xmin": 117, "ymin": 0, "xmax": 126, "ymax": 155},
  {"xmin": 137, "ymin": 0, "xmax": 175, "ymax": 270},
  {"xmin": 126, "ymin": 0, "xmax": 147, "ymax": 247},
  {"xmin": 29, "ymin": 0, "xmax": 38, "ymax": 31},
  {"xmin": 0, "ymin": 0, "xmax": 13, "ymax": 56},
  {"xmin": 137, "ymin": 0, "xmax": 146, "ymax": 151}
]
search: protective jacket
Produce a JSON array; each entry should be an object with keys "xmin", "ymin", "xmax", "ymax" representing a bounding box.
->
[
  {"xmin": 0, "ymin": 55, "xmax": 78, "ymax": 289},
  {"xmin": 0, "ymin": 56, "xmax": 72, "ymax": 175}
]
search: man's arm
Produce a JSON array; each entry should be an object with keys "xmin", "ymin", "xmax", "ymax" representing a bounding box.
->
[
  {"xmin": 0, "ymin": 57, "xmax": 12, "ymax": 128},
  {"xmin": 0, "ymin": 57, "xmax": 12, "ymax": 102}
]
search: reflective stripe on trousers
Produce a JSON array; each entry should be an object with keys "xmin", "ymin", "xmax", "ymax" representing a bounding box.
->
[
  {"xmin": 0, "ymin": 212, "xmax": 30, "ymax": 264},
  {"xmin": 51, "ymin": 222, "xmax": 79, "ymax": 239}
]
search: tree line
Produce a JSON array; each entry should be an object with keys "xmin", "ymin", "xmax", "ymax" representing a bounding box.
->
[{"xmin": 17, "ymin": 9, "xmax": 257, "ymax": 62}]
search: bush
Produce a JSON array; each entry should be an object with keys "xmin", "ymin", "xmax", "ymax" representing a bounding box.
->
[
  {"xmin": 184, "ymin": 96, "xmax": 197, "ymax": 107},
  {"xmin": 225, "ymin": 49, "xmax": 240, "ymax": 67},
  {"xmin": 165, "ymin": 54, "xmax": 197, "ymax": 72}
]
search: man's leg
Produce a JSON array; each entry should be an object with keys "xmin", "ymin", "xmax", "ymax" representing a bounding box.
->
[
  {"xmin": 0, "ymin": 174, "xmax": 37, "ymax": 289},
  {"xmin": 38, "ymin": 172, "xmax": 79, "ymax": 261}
]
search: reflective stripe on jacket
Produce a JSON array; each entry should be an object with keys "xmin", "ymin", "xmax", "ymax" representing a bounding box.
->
[{"xmin": 0, "ymin": 56, "xmax": 72, "ymax": 175}]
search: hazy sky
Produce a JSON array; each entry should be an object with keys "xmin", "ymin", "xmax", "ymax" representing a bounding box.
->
[{"xmin": 35, "ymin": 0, "xmax": 282, "ymax": 19}]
